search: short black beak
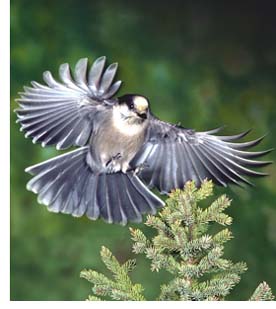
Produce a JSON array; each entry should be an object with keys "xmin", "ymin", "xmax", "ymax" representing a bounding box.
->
[{"xmin": 137, "ymin": 112, "xmax": 147, "ymax": 119}]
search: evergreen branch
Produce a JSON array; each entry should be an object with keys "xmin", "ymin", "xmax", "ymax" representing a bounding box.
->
[
  {"xmin": 192, "ymin": 273, "xmax": 241, "ymax": 300},
  {"xmin": 81, "ymin": 180, "xmax": 275, "ymax": 301},
  {"xmin": 197, "ymin": 195, "xmax": 232, "ymax": 225},
  {"xmin": 212, "ymin": 229, "xmax": 233, "ymax": 245},
  {"xmin": 195, "ymin": 179, "xmax": 214, "ymax": 201},
  {"xmin": 146, "ymin": 215, "xmax": 168, "ymax": 232},
  {"xmin": 87, "ymin": 295, "xmax": 102, "ymax": 301},
  {"xmin": 159, "ymin": 278, "xmax": 193, "ymax": 301},
  {"xmin": 80, "ymin": 269, "xmax": 114, "ymax": 293},
  {"xmin": 100, "ymin": 246, "xmax": 129, "ymax": 282},
  {"xmin": 250, "ymin": 282, "xmax": 275, "ymax": 301},
  {"xmin": 181, "ymin": 234, "xmax": 212, "ymax": 258},
  {"xmin": 130, "ymin": 227, "xmax": 149, "ymax": 254},
  {"xmin": 80, "ymin": 246, "xmax": 145, "ymax": 301}
]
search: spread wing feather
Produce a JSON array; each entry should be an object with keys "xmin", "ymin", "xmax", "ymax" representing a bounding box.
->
[
  {"xmin": 131, "ymin": 117, "xmax": 272, "ymax": 193},
  {"xmin": 15, "ymin": 56, "xmax": 122, "ymax": 149}
]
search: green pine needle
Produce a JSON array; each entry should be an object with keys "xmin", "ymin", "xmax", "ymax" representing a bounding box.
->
[{"xmin": 81, "ymin": 180, "xmax": 275, "ymax": 301}]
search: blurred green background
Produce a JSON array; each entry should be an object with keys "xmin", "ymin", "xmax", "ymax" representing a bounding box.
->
[{"xmin": 11, "ymin": 0, "xmax": 276, "ymax": 301}]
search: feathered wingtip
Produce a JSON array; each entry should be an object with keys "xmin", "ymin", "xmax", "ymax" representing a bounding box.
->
[
  {"xmin": 45, "ymin": 56, "xmax": 122, "ymax": 100},
  {"xmin": 14, "ymin": 56, "xmax": 123, "ymax": 150},
  {"xmin": 15, "ymin": 56, "xmax": 122, "ymax": 107},
  {"xmin": 202, "ymin": 128, "xmax": 273, "ymax": 187}
]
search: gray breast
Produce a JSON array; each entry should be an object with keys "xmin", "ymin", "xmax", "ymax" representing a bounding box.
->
[{"xmin": 89, "ymin": 112, "xmax": 147, "ymax": 172}]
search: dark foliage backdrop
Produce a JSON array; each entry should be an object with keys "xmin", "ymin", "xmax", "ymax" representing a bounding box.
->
[{"xmin": 11, "ymin": 0, "xmax": 276, "ymax": 300}]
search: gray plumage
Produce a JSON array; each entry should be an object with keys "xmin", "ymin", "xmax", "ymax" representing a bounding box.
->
[{"xmin": 15, "ymin": 56, "xmax": 272, "ymax": 225}]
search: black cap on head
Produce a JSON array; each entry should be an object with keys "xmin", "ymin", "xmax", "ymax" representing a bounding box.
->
[{"xmin": 118, "ymin": 94, "xmax": 149, "ymax": 112}]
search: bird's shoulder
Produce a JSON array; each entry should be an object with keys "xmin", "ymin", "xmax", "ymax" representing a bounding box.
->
[{"xmin": 146, "ymin": 114, "xmax": 196, "ymax": 143}]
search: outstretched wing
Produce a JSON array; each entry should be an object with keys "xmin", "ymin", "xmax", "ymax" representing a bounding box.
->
[
  {"xmin": 15, "ymin": 56, "xmax": 122, "ymax": 149},
  {"xmin": 131, "ymin": 117, "xmax": 273, "ymax": 193}
]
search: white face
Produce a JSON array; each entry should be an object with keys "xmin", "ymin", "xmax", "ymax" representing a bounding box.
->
[
  {"xmin": 114, "ymin": 95, "xmax": 149, "ymax": 123},
  {"xmin": 112, "ymin": 97, "xmax": 149, "ymax": 136},
  {"xmin": 113, "ymin": 103, "xmax": 137, "ymax": 122}
]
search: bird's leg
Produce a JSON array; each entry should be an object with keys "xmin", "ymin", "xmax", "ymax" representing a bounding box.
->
[
  {"xmin": 105, "ymin": 153, "xmax": 122, "ymax": 173},
  {"xmin": 112, "ymin": 153, "xmax": 122, "ymax": 161},
  {"xmin": 133, "ymin": 162, "xmax": 149, "ymax": 176}
]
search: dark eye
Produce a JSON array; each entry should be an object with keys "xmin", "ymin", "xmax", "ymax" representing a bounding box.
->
[{"xmin": 129, "ymin": 102, "xmax": 134, "ymax": 109}]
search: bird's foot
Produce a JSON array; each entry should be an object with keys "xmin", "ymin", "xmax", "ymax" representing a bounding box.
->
[
  {"xmin": 105, "ymin": 153, "xmax": 122, "ymax": 173},
  {"xmin": 134, "ymin": 162, "xmax": 149, "ymax": 176}
]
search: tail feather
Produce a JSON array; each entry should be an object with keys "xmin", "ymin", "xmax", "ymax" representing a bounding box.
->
[
  {"xmin": 25, "ymin": 147, "xmax": 164, "ymax": 224},
  {"xmin": 25, "ymin": 147, "xmax": 87, "ymax": 175},
  {"xmin": 121, "ymin": 176, "xmax": 143, "ymax": 222},
  {"xmin": 85, "ymin": 174, "xmax": 100, "ymax": 220}
]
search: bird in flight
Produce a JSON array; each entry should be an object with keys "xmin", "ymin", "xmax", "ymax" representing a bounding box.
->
[{"xmin": 15, "ymin": 56, "xmax": 272, "ymax": 225}]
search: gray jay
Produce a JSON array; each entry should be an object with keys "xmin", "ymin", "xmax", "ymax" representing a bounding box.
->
[{"xmin": 16, "ymin": 56, "xmax": 272, "ymax": 225}]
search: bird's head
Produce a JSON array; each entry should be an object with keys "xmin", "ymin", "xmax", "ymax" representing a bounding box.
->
[{"xmin": 115, "ymin": 94, "xmax": 149, "ymax": 125}]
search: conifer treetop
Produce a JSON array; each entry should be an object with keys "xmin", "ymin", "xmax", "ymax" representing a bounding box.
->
[{"xmin": 81, "ymin": 180, "xmax": 274, "ymax": 301}]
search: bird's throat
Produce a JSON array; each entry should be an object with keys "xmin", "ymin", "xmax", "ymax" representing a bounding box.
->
[{"xmin": 112, "ymin": 106, "xmax": 147, "ymax": 136}]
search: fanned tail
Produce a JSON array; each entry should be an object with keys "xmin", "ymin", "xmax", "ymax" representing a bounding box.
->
[{"xmin": 25, "ymin": 147, "xmax": 164, "ymax": 225}]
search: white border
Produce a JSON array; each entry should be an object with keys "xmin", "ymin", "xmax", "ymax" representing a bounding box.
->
[
  {"xmin": 4, "ymin": 0, "xmax": 276, "ymax": 307},
  {"xmin": 0, "ymin": 0, "xmax": 10, "ymax": 305}
]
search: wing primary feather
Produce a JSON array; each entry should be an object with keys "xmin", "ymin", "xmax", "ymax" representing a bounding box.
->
[
  {"xmin": 58, "ymin": 63, "xmax": 86, "ymax": 93},
  {"xmin": 222, "ymin": 135, "xmax": 266, "ymax": 150},
  {"xmin": 214, "ymin": 129, "xmax": 251, "ymax": 141},
  {"xmin": 234, "ymin": 148, "xmax": 274, "ymax": 159},
  {"xmin": 22, "ymin": 86, "xmax": 76, "ymax": 96},
  {"xmin": 102, "ymin": 80, "xmax": 122, "ymax": 99},
  {"xmin": 174, "ymin": 143, "xmax": 186, "ymax": 189},
  {"xmin": 201, "ymin": 126, "xmax": 225, "ymax": 134},
  {"xmin": 37, "ymin": 114, "xmax": 80, "ymax": 146},
  {"xmin": 203, "ymin": 143, "xmax": 269, "ymax": 177},
  {"xmin": 16, "ymin": 100, "xmax": 75, "ymax": 115},
  {"xmin": 74, "ymin": 58, "xmax": 89, "ymax": 89},
  {"xmin": 16, "ymin": 97, "xmax": 72, "ymax": 105},
  {"xmin": 18, "ymin": 106, "xmax": 73, "ymax": 130},
  {"xmin": 182, "ymin": 142, "xmax": 202, "ymax": 186},
  {"xmin": 205, "ymin": 138, "xmax": 273, "ymax": 159},
  {"xmin": 17, "ymin": 56, "xmax": 121, "ymax": 149},
  {"xmin": 170, "ymin": 143, "xmax": 178, "ymax": 189},
  {"xmin": 88, "ymin": 56, "xmax": 106, "ymax": 92},
  {"xmin": 55, "ymin": 118, "xmax": 84, "ymax": 149},
  {"xmin": 24, "ymin": 111, "xmax": 79, "ymax": 143},
  {"xmin": 30, "ymin": 81, "xmax": 48, "ymax": 89},
  {"xmin": 74, "ymin": 121, "xmax": 93, "ymax": 146},
  {"xmin": 99, "ymin": 63, "xmax": 118, "ymax": 95},
  {"xmin": 176, "ymin": 143, "xmax": 190, "ymax": 187},
  {"xmin": 204, "ymin": 140, "xmax": 272, "ymax": 168},
  {"xmin": 191, "ymin": 145, "xmax": 227, "ymax": 186},
  {"xmin": 20, "ymin": 104, "xmax": 76, "ymax": 132},
  {"xmin": 43, "ymin": 71, "xmax": 65, "ymax": 89},
  {"xmin": 18, "ymin": 91, "xmax": 71, "ymax": 100},
  {"xmin": 159, "ymin": 143, "xmax": 171, "ymax": 193},
  {"xmin": 201, "ymin": 144, "xmax": 253, "ymax": 186},
  {"xmin": 200, "ymin": 145, "xmax": 247, "ymax": 186},
  {"xmin": 149, "ymin": 144, "xmax": 163, "ymax": 191},
  {"xmin": 58, "ymin": 63, "xmax": 74, "ymax": 86}
]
